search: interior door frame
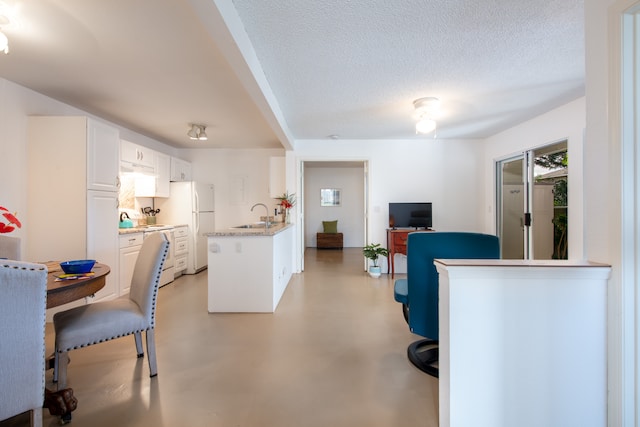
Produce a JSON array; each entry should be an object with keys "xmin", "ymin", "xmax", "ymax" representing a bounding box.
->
[
  {"xmin": 296, "ymin": 158, "xmax": 369, "ymax": 272},
  {"xmin": 613, "ymin": 1, "xmax": 640, "ymax": 423}
]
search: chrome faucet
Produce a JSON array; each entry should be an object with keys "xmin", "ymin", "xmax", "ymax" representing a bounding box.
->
[{"xmin": 250, "ymin": 203, "xmax": 270, "ymax": 229}]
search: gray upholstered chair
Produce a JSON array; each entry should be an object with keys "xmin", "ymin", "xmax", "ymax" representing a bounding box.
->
[
  {"xmin": 0, "ymin": 260, "xmax": 48, "ymax": 427},
  {"xmin": 53, "ymin": 232, "xmax": 169, "ymax": 389},
  {"xmin": 0, "ymin": 235, "xmax": 21, "ymax": 260}
]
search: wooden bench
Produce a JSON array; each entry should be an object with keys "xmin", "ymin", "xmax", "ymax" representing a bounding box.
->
[{"xmin": 317, "ymin": 233, "xmax": 343, "ymax": 249}]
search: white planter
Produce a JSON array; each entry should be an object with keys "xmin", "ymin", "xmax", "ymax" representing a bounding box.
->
[{"xmin": 368, "ymin": 266, "xmax": 381, "ymax": 278}]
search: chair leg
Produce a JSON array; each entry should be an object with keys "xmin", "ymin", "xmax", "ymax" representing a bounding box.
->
[
  {"xmin": 53, "ymin": 350, "xmax": 59, "ymax": 383},
  {"xmin": 31, "ymin": 407, "xmax": 43, "ymax": 427},
  {"xmin": 146, "ymin": 329, "xmax": 157, "ymax": 377},
  {"xmin": 134, "ymin": 331, "xmax": 144, "ymax": 357},
  {"xmin": 54, "ymin": 351, "xmax": 69, "ymax": 389}
]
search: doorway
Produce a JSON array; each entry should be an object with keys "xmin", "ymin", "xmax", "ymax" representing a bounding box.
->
[{"xmin": 299, "ymin": 161, "xmax": 368, "ymax": 270}]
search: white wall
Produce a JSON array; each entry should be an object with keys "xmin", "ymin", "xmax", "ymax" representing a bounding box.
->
[
  {"xmin": 482, "ymin": 97, "xmax": 586, "ymax": 260},
  {"xmin": 294, "ymin": 139, "xmax": 486, "ymax": 272},
  {"xmin": 304, "ymin": 164, "xmax": 365, "ymax": 247},
  {"xmin": 179, "ymin": 148, "xmax": 285, "ymax": 229}
]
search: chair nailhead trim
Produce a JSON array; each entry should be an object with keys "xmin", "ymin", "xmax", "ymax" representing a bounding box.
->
[{"xmin": 58, "ymin": 327, "xmax": 155, "ymax": 352}]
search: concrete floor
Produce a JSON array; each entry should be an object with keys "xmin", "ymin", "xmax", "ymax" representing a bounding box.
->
[{"xmin": 4, "ymin": 248, "xmax": 437, "ymax": 426}]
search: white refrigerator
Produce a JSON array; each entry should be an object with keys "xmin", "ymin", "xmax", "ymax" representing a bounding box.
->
[{"xmin": 157, "ymin": 182, "xmax": 215, "ymax": 274}]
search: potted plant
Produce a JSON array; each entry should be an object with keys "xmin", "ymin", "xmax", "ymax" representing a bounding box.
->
[{"xmin": 363, "ymin": 243, "xmax": 389, "ymax": 278}]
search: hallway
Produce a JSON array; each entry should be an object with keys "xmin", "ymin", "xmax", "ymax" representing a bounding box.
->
[{"xmin": 8, "ymin": 248, "xmax": 437, "ymax": 426}]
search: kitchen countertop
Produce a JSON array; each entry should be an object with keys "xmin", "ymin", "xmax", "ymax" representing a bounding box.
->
[
  {"xmin": 207, "ymin": 222, "xmax": 292, "ymax": 237},
  {"xmin": 118, "ymin": 224, "xmax": 176, "ymax": 235}
]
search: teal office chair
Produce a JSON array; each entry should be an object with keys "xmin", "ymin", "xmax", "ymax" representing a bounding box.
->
[{"xmin": 394, "ymin": 232, "xmax": 500, "ymax": 377}]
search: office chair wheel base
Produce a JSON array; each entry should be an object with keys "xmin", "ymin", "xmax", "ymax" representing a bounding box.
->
[
  {"xmin": 402, "ymin": 304, "xmax": 409, "ymax": 323},
  {"xmin": 407, "ymin": 339, "xmax": 439, "ymax": 378}
]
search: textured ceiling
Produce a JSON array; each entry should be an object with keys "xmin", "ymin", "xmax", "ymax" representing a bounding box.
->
[
  {"xmin": 0, "ymin": 0, "xmax": 584, "ymax": 148},
  {"xmin": 233, "ymin": 0, "xmax": 585, "ymax": 140}
]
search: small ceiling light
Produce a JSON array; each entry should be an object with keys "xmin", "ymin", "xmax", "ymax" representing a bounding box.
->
[
  {"xmin": 188, "ymin": 124, "xmax": 208, "ymax": 141},
  {"xmin": 413, "ymin": 97, "xmax": 440, "ymax": 136},
  {"xmin": 416, "ymin": 118, "xmax": 437, "ymax": 134}
]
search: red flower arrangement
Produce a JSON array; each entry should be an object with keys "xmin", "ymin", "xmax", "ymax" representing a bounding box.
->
[
  {"xmin": 0, "ymin": 206, "xmax": 22, "ymax": 234},
  {"xmin": 274, "ymin": 192, "xmax": 296, "ymax": 210}
]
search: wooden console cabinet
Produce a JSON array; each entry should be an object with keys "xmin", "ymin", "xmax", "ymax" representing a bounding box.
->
[
  {"xmin": 387, "ymin": 228, "xmax": 434, "ymax": 277},
  {"xmin": 317, "ymin": 233, "xmax": 343, "ymax": 249}
]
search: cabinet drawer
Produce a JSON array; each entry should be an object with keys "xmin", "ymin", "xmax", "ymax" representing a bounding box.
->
[
  {"xmin": 393, "ymin": 233, "xmax": 409, "ymax": 246},
  {"xmin": 174, "ymin": 226, "xmax": 188, "ymax": 238},
  {"xmin": 174, "ymin": 237, "xmax": 188, "ymax": 255},
  {"xmin": 175, "ymin": 256, "xmax": 187, "ymax": 272},
  {"xmin": 119, "ymin": 233, "xmax": 143, "ymax": 248}
]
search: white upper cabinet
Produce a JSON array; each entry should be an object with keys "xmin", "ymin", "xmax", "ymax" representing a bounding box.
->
[
  {"xmin": 133, "ymin": 151, "xmax": 171, "ymax": 198},
  {"xmin": 87, "ymin": 119, "xmax": 120, "ymax": 192},
  {"xmin": 121, "ymin": 140, "xmax": 155, "ymax": 174},
  {"xmin": 170, "ymin": 157, "xmax": 192, "ymax": 182},
  {"xmin": 155, "ymin": 152, "xmax": 171, "ymax": 197},
  {"xmin": 269, "ymin": 156, "xmax": 285, "ymax": 198}
]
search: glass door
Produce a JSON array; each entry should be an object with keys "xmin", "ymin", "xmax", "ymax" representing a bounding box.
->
[
  {"xmin": 497, "ymin": 141, "xmax": 568, "ymax": 260},
  {"xmin": 532, "ymin": 142, "xmax": 567, "ymax": 260},
  {"xmin": 497, "ymin": 156, "xmax": 526, "ymax": 259}
]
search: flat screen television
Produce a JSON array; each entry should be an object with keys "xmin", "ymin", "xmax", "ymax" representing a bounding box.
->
[{"xmin": 389, "ymin": 202, "xmax": 432, "ymax": 229}]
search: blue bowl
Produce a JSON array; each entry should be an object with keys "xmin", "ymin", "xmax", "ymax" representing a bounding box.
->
[{"xmin": 60, "ymin": 259, "xmax": 96, "ymax": 274}]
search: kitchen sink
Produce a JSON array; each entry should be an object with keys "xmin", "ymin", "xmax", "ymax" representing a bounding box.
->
[{"xmin": 231, "ymin": 223, "xmax": 268, "ymax": 229}]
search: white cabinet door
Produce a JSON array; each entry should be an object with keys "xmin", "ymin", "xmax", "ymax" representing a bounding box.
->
[
  {"xmin": 87, "ymin": 119, "xmax": 120, "ymax": 192},
  {"xmin": 121, "ymin": 140, "xmax": 155, "ymax": 173},
  {"xmin": 135, "ymin": 145, "xmax": 155, "ymax": 168},
  {"xmin": 119, "ymin": 234, "xmax": 143, "ymax": 295},
  {"xmin": 120, "ymin": 140, "xmax": 139, "ymax": 164},
  {"xmin": 155, "ymin": 152, "xmax": 171, "ymax": 197},
  {"xmin": 170, "ymin": 157, "xmax": 192, "ymax": 181},
  {"xmin": 87, "ymin": 190, "xmax": 119, "ymax": 302}
]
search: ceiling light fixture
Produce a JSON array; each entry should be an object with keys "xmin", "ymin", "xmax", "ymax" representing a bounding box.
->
[
  {"xmin": 413, "ymin": 97, "xmax": 440, "ymax": 136},
  {"xmin": 187, "ymin": 124, "xmax": 208, "ymax": 141}
]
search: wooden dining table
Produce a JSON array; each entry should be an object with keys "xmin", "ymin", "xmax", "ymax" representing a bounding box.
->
[{"xmin": 44, "ymin": 261, "xmax": 110, "ymax": 308}]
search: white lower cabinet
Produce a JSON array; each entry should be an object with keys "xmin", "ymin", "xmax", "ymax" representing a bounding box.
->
[
  {"xmin": 87, "ymin": 190, "xmax": 119, "ymax": 302},
  {"xmin": 173, "ymin": 226, "xmax": 189, "ymax": 276},
  {"xmin": 119, "ymin": 233, "xmax": 143, "ymax": 295}
]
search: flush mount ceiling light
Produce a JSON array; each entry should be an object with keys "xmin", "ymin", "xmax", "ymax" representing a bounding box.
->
[
  {"xmin": 187, "ymin": 124, "xmax": 208, "ymax": 141},
  {"xmin": 413, "ymin": 97, "xmax": 440, "ymax": 136}
]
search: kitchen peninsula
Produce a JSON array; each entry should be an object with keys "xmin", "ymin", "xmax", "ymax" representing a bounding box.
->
[{"xmin": 207, "ymin": 223, "xmax": 294, "ymax": 313}]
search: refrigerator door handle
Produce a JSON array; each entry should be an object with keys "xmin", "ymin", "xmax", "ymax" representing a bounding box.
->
[
  {"xmin": 195, "ymin": 212, "xmax": 200, "ymax": 235},
  {"xmin": 194, "ymin": 189, "xmax": 199, "ymax": 213}
]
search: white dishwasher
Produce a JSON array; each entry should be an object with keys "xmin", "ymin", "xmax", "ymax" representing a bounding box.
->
[{"xmin": 143, "ymin": 227, "xmax": 175, "ymax": 287}]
